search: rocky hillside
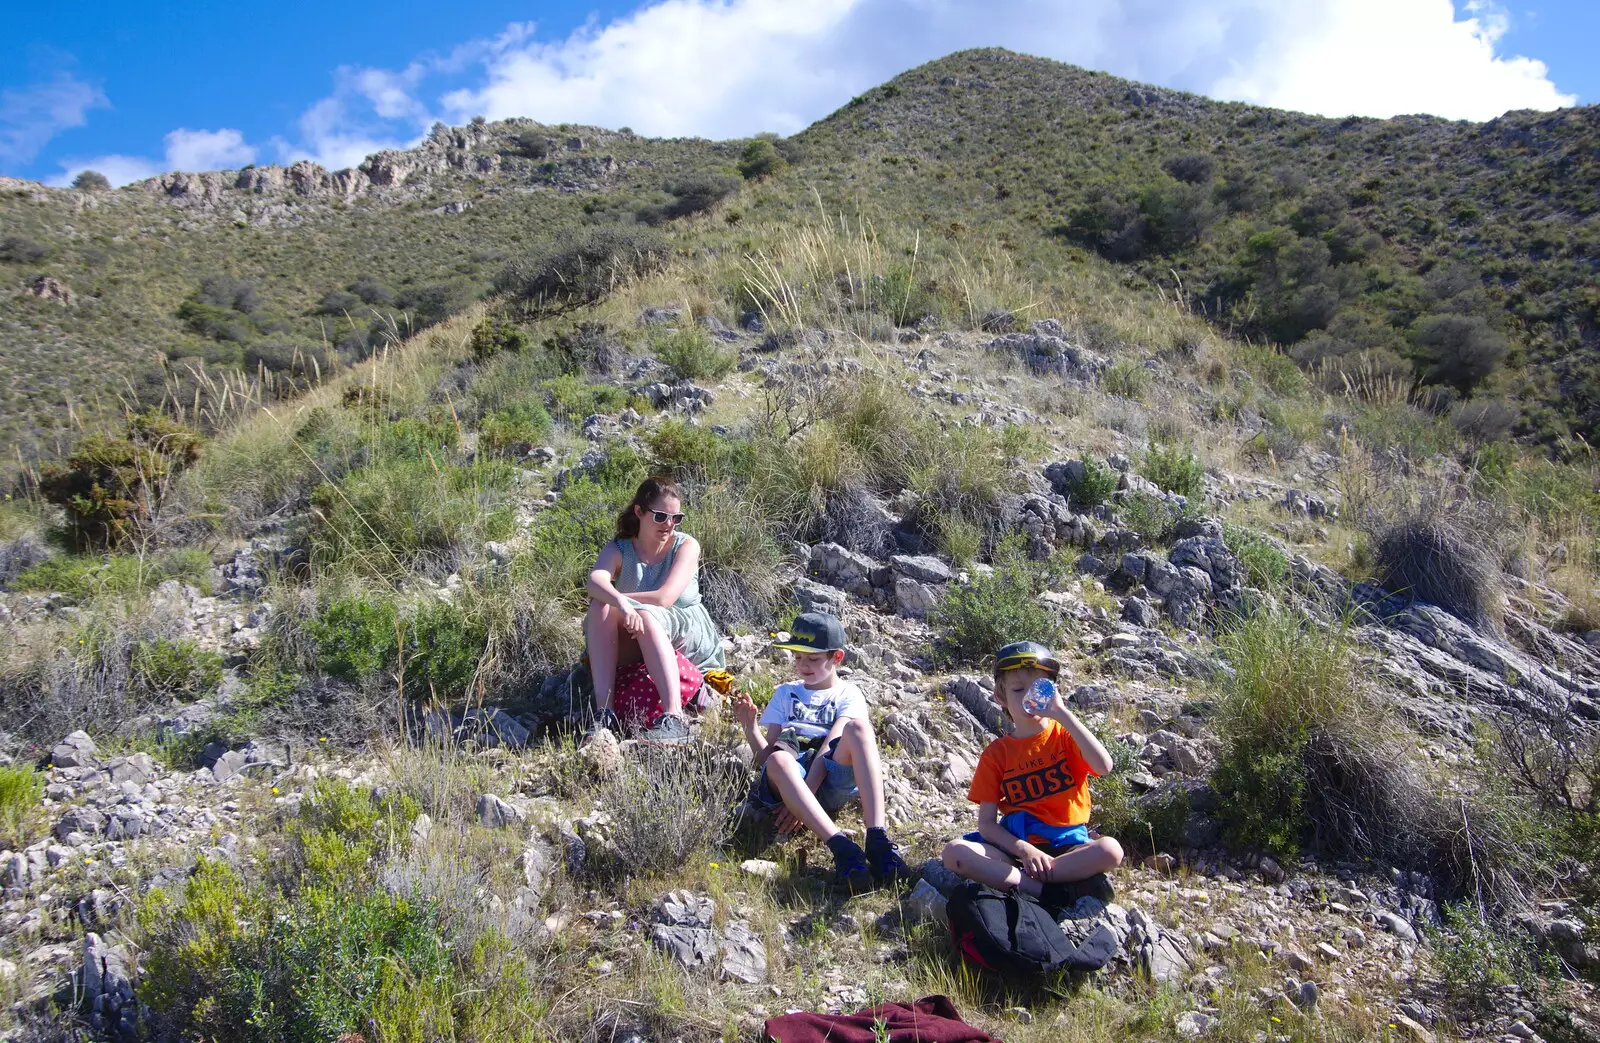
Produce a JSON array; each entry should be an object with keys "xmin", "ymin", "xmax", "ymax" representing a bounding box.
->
[{"xmin": 4, "ymin": 48, "xmax": 1598, "ymax": 468}]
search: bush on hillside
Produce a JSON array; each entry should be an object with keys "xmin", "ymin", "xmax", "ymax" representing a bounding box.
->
[
  {"xmin": 738, "ymin": 138, "xmax": 787, "ymax": 180},
  {"xmin": 1409, "ymin": 313, "xmax": 1509, "ymax": 395},
  {"xmin": 396, "ymin": 280, "xmax": 475, "ymax": 328},
  {"xmin": 480, "ymin": 404, "xmax": 552, "ymax": 454},
  {"xmin": 0, "ymin": 764, "xmax": 43, "ymax": 849},
  {"xmin": 347, "ymin": 275, "xmax": 395, "ymax": 307},
  {"xmin": 39, "ymin": 412, "xmax": 204, "ymax": 549},
  {"xmin": 514, "ymin": 127, "xmax": 549, "ymax": 159},
  {"xmin": 469, "ymin": 317, "xmax": 531, "ymax": 362},
  {"xmin": 1118, "ymin": 492, "xmax": 1195, "ymax": 545},
  {"xmin": 684, "ymin": 484, "xmax": 786, "ymax": 627},
  {"xmin": 1162, "ymin": 152, "xmax": 1216, "ymax": 185},
  {"xmin": 71, "ymin": 170, "xmax": 111, "ymax": 191},
  {"xmin": 545, "ymin": 321, "xmax": 623, "ymax": 374},
  {"xmin": 1102, "ymin": 358, "xmax": 1149, "ymax": 400},
  {"xmin": 930, "ymin": 543, "xmax": 1060, "ymax": 666},
  {"xmin": 1141, "ymin": 442, "xmax": 1204, "ymax": 498},
  {"xmin": 0, "ymin": 236, "xmax": 49, "ymax": 264},
  {"xmin": 132, "ymin": 638, "xmax": 224, "ymax": 702},
  {"xmin": 1371, "ymin": 514, "xmax": 1502, "ymax": 630},
  {"xmin": 496, "ymin": 226, "xmax": 670, "ymax": 313},
  {"xmin": 1065, "ymin": 456, "xmax": 1120, "ymax": 510},
  {"xmin": 636, "ymin": 172, "xmax": 741, "ymax": 226},
  {"xmin": 316, "ymin": 289, "xmax": 363, "ymax": 315}
]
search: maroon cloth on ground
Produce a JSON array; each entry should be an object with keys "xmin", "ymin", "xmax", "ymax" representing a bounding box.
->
[
  {"xmin": 612, "ymin": 652, "xmax": 703, "ymax": 729},
  {"xmin": 763, "ymin": 995, "xmax": 997, "ymax": 1043}
]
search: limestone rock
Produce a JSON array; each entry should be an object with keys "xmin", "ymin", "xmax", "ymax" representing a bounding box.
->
[
  {"xmin": 52, "ymin": 731, "xmax": 98, "ymax": 768},
  {"xmin": 476, "ymin": 793, "xmax": 525, "ymax": 830}
]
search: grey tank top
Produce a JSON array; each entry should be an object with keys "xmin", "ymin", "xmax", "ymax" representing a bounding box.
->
[{"xmin": 614, "ymin": 532, "xmax": 703, "ymax": 609}]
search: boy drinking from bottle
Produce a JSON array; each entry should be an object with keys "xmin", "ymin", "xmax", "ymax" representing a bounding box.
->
[{"xmin": 940, "ymin": 641, "xmax": 1124, "ymax": 906}]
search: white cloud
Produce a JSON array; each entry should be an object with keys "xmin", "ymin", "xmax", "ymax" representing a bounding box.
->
[
  {"xmin": 0, "ymin": 73, "xmax": 107, "ymax": 167},
  {"xmin": 51, "ymin": 126, "xmax": 258, "ymax": 187},
  {"xmin": 425, "ymin": 0, "xmax": 1572, "ymax": 137},
  {"xmin": 163, "ymin": 127, "xmax": 257, "ymax": 171}
]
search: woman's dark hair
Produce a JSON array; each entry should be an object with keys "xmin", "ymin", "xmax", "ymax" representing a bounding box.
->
[{"xmin": 615, "ymin": 476, "xmax": 682, "ymax": 539}]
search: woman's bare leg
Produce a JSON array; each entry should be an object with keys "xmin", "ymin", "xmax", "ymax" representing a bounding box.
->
[
  {"xmin": 585, "ymin": 600, "xmax": 641, "ymax": 711},
  {"xmin": 634, "ymin": 614, "xmax": 682, "ymax": 714}
]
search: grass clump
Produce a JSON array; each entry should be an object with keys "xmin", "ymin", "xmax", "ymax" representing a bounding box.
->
[
  {"xmin": 589, "ymin": 744, "xmax": 745, "ymax": 882},
  {"xmin": 309, "ymin": 459, "xmax": 515, "ymax": 574},
  {"xmin": 1141, "ymin": 441, "xmax": 1205, "ymax": 498},
  {"xmin": 1102, "ymin": 358, "xmax": 1150, "ymax": 400},
  {"xmin": 0, "ymin": 765, "xmax": 44, "ymax": 848},
  {"xmin": 15, "ymin": 547, "xmax": 213, "ymax": 599},
  {"xmin": 132, "ymin": 638, "xmax": 224, "ymax": 702},
  {"xmin": 1211, "ymin": 608, "xmax": 1364, "ymax": 855},
  {"xmin": 480, "ymin": 403, "xmax": 552, "ymax": 454},
  {"xmin": 1370, "ymin": 512, "xmax": 1503, "ymax": 630},
  {"xmin": 930, "ymin": 541, "xmax": 1060, "ymax": 666},
  {"xmin": 649, "ymin": 324, "xmax": 736, "ymax": 382}
]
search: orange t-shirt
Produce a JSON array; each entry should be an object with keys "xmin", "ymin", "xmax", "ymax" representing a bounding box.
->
[{"xmin": 967, "ymin": 718, "xmax": 1096, "ymax": 827}]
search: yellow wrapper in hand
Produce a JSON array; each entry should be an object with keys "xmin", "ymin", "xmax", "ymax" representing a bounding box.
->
[{"xmin": 702, "ymin": 669, "xmax": 736, "ymax": 695}]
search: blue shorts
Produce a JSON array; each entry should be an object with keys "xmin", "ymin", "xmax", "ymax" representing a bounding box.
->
[
  {"xmin": 753, "ymin": 737, "xmax": 859, "ymax": 813},
  {"xmin": 964, "ymin": 812, "xmax": 1090, "ymax": 856}
]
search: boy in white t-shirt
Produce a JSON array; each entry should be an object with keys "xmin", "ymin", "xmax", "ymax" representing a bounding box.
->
[{"xmin": 731, "ymin": 612, "xmax": 913, "ymax": 894}]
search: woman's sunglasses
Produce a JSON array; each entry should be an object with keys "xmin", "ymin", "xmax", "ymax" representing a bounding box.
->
[{"xmin": 646, "ymin": 509, "xmax": 686, "ymax": 525}]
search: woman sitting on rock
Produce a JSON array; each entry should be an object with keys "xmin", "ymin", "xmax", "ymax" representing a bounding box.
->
[{"xmin": 584, "ymin": 476, "xmax": 724, "ymax": 744}]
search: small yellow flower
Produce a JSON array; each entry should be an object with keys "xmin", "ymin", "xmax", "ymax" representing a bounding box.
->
[
  {"xmin": 319, "ymin": 737, "xmax": 327, "ymax": 742},
  {"xmin": 271, "ymin": 787, "xmax": 280, "ymax": 794},
  {"xmin": 1271, "ymin": 1016, "xmax": 1281, "ymax": 1023}
]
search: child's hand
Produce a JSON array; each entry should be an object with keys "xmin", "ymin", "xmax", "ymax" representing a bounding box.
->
[
  {"xmin": 1019, "ymin": 844, "xmax": 1054, "ymax": 881},
  {"xmin": 731, "ymin": 691, "xmax": 759, "ymax": 726}
]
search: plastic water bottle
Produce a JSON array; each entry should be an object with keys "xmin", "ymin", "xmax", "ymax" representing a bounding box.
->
[{"xmin": 1023, "ymin": 677, "xmax": 1056, "ymax": 716}]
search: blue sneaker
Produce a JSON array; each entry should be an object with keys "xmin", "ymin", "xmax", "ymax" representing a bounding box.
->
[
  {"xmin": 865, "ymin": 830, "xmax": 914, "ymax": 887},
  {"xmin": 830, "ymin": 836, "xmax": 873, "ymax": 895}
]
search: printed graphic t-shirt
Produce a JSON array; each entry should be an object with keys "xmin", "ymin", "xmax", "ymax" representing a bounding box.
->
[
  {"xmin": 759, "ymin": 680, "xmax": 868, "ymax": 741},
  {"xmin": 967, "ymin": 718, "xmax": 1096, "ymax": 827}
]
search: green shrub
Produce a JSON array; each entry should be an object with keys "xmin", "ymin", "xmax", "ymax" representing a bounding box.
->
[
  {"xmin": 0, "ymin": 764, "xmax": 44, "ymax": 848},
  {"xmin": 1211, "ymin": 608, "xmax": 1360, "ymax": 855},
  {"xmin": 1065, "ymin": 456, "xmax": 1120, "ymax": 509},
  {"xmin": 1223, "ymin": 525, "xmax": 1289, "ymax": 589},
  {"xmin": 0, "ymin": 235, "xmax": 49, "ymax": 264},
  {"xmin": 71, "ymin": 170, "xmax": 111, "ymax": 192},
  {"xmin": 1092, "ymin": 744, "xmax": 1191, "ymax": 856},
  {"xmin": 649, "ymin": 324, "xmax": 736, "ymax": 382},
  {"xmin": 738, "ymin": 139, "xmax": 787, "ymax": 180},
  {"xmin": 541, "ymin": 373, "xmax": 631, "ymax": 422},
  {"xmin": 308, "ymin": 596, "xmax": 399, "ymax": 683},
  {"xmin": 647, "ymin": 420, "xmax": 752, "ymax": 481},
  {"xmin": 1102, "ymin": 358, "xmax": 1150, "ymax": 400},
  {"xmin": 930, "ymin": 543, "xmax": 1060, "ymax": 666},
  {"xmin": 400, "ymin": 599, "xmax": 486, "ymax": 701},
  {"xmin": 591, "ymin": 744, "xmax": 745, "ymax": 882},
  {"xmin": 1431, "ymin": 904, "xmax": 1552, "ymax": 1010},
  {"xmin": 520, "ymin": 477, "xmax": 631, "ymax": 602},
  {"xmin": 480, "ymin": 403, "xmax": 552, "ymax": 453},
  {"xmin": 39, "ymin": 412, "xmax": 204, "ymax": 549},
  {"xmin": 376, "ymin": 416, "xmax": 459, "ymax": 460},
  {"xmin": 468, "ymin": 317, "xmax": 531, "ymax": 362},
  {"xmin": 1142, "ymin": 442, "xmax": 1205, "ymax": 498},
  {"xmin": 1118, "ymin": 492, "xmax": 1194, "ymax": 544},
  {"xmin": 1410, "ymin": 313, "xmax": 1509, "ymax": 395},
  {"xmin": 133, "ymin": 638, "xmax": 224, "ymax": 702}
]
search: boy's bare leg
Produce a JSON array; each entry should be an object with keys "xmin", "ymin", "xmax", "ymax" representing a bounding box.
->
[
  {"xmin": 1042, "ymin": 837, "xmax": 1124, "ymax": 882},
  {"xmin": 940, "ymin": 839, "xmax": 1044, "ymax": 897},
  {"xmin": 828, "ymin": 718, "xmax": 886, "ymax": 830},
  {"xmin": 764, "ymin": 750, "xmax": 841, "ymax": 841}
]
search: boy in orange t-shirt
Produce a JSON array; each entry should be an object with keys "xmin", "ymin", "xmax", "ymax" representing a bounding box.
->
[{"xmin": 941, "ymin": 641, "xmax": 1124, "ymax": 907}]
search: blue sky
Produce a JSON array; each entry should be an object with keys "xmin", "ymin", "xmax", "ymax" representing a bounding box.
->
[{"xmin": 2, "ymin": 0, "xmax": 1591, "ymax": 186}]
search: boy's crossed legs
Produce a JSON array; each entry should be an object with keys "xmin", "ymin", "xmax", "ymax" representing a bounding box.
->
[{"xmin": 941, "ymin": 834, "xmax": 1123, "ymax": 903}]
